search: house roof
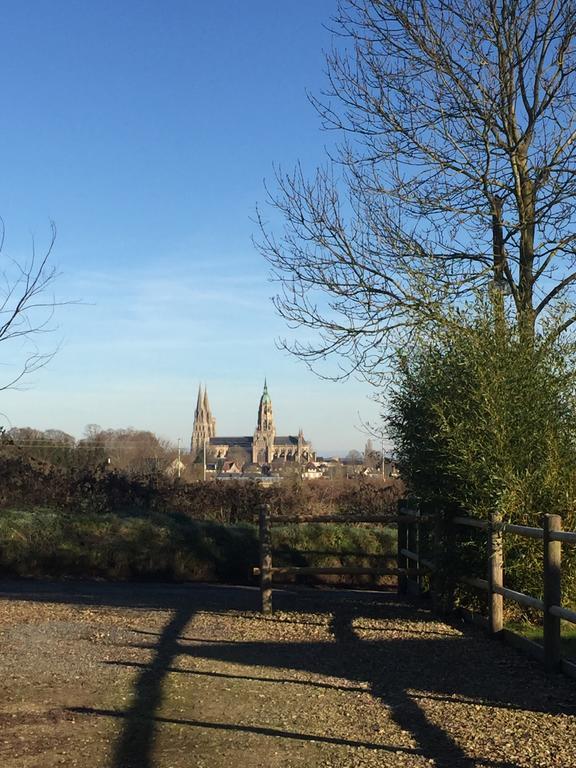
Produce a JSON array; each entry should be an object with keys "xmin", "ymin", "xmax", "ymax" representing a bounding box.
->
[{"xmin": 221, "ymin": 461, "xmax": 241, "ymax": 472}]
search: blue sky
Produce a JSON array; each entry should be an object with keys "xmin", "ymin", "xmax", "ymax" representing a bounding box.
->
[{"xmin": 0, "ymin": 0, "xmax": 382, "ymax": 454}]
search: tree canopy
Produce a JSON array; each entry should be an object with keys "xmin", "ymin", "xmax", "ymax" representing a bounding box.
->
[{"xmin": 259, "ymin": 0, "xmax": 576, "ymax": 379}]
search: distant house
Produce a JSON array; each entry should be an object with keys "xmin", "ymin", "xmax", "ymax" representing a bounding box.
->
[
  {"xmin": 165, "ymin": 458, "xmax": 186, "ymax": 478},
  {"xmin": 220, "ymin": 460, "xmax": 242, "ymax": 475},
  {"xmin": 302, "ymin": 461, "xmax": 323, "ymax": 480}
]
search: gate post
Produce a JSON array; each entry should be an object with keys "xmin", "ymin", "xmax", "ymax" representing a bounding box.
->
[
  {"xmin": 543, "ymin": 514, "xmax": 562, "ymax": 672},
  {"xmin": 259, "ymin": 503, "xmax": 273, "ymax": 614},
  {"xmin": 488, "ymin": 512, "xmax": 503, "ymax": 635},
  {"xmin": 431, "ymin": 508, "xmax": 446, "ymax": 612}
]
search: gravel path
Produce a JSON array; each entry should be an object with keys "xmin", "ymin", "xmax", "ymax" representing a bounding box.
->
[{"xmin": 1, "ymin": 580, "xmax": 575, "ymax": 768}]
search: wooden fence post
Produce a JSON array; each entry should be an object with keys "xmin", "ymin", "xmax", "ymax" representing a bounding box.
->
[
  {"xmin": 397, "ymin": 513, "xmax": 408, "ymax": 596},
  {"xmin": 259, "ymin": 503, "xmax": 273, "ymax": 614},
  {"xmin": 543, "ymin": 514, "xmax": 562, "ymax": 672},
  {"xmin": 488, "ymin": 512, "xmax": 503, "ymax": 635}
]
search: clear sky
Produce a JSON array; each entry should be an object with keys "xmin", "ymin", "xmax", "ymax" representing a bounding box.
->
[{"xmin": 0, "ymin": 0, "xmax": 382, "ymax": 455}]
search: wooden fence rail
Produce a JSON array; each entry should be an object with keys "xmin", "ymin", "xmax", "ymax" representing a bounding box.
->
[
  {"xmin": 406, "ymin": 511, "xmax": 576, "ymax": 675},
  {"xmin": 450, "ymin": 512, "xmax": 576, "ymax": 673},
  {"xmin": 255, "ymin": 504, "xmax": 431, "ymax": 614},
  {"xmin": 254, "ymin": 503, "xmax": 576, "ymax": 677}
]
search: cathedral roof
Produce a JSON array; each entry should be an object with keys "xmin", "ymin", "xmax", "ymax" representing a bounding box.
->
[
  {"xmin": 209, "ymin": 436, "xmax": 253, "ymax": 448},
  {"xmin": 274, "ymin": 435, "xmax": 299, "ymax": 445}
]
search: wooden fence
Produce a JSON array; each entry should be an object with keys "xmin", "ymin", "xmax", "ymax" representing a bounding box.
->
[
  {"xmin": 399, "ymin": 510, "xmax": 576, "ymax": 675},
  {"xmin": 255, "ymin": 503, "xmax": 576, "ymax": 676},
  {"xmin": 253, "ymin": 504, "xmax": 430, "ymax": 614}
]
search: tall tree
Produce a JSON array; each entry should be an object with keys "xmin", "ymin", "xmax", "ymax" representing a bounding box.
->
[{"xmin": 258, "ymin": 0, "xmax": 576, "ymax": 379}]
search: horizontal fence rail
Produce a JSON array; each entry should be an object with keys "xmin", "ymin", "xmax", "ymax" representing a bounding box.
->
[
  {"xmin": 254, "ymin": 566, "xmax": 425, "ymax": 577},
  {"xmin": 494, "ymin": 585, "xmax": 544, "ymax": 612},
  {"xmin": 257, "ymin": 505, "xmax": 411, "ymax": 613},
  {"xmin": 268, "ymin": 513, "xmax": 431, "ymax": 525},
  {"xmin": 550, "ymin": 605, "xmax": 576, "ymax": 623},
  {"xmin": 256, "ymin": 502, "xmax": 576, "ymax": 677},
  {"xmin": 451, "ymin": 512, "xmax": 576, "ymax": 673}
]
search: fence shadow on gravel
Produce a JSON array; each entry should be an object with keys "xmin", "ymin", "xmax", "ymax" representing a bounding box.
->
[{"xmin": 1, "ymin": 581, "xmax": 575, "ymax": 768}]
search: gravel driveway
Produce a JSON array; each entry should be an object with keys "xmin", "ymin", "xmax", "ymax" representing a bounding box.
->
[{"xmin": 0, "ymin": 580, "xmax": 575, "ymax": 768}]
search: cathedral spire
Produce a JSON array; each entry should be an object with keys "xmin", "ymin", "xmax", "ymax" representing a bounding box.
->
[
  {"xmin": 257, "ymin": 380, "xmax": 274, "ymax": 430},
  {"xmin": 191, "ymin": 383, "xmax": 216, "ymax": 457},
  {"xmin": 203, "ymin": 386, "xmax": 211, "ymax": 414},
  {"xmin": 262, "ymin": 378, "xmax": 270, "ymax": 404},
  {"xmin": 253, "ymin": 380, "xmax": 276, "ymax": 464},
  {"xmin": 195, "ymin": 384, "xmax": 203, "ymax": 417}
]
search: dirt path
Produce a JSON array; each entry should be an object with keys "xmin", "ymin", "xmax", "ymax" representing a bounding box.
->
[{"xmin": 1, "ymin": 581, "xmax": 575, "ymax": 768}]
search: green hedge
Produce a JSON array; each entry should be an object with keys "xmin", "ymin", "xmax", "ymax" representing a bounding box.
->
[{"xmin": 0, "ymin": 507, "xmax": 396, "ymax": 585}]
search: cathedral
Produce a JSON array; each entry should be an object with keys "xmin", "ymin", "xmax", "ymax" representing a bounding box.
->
[{"xmin": 190, "ymin": 381, "xmax": 315, "ymax": 466}]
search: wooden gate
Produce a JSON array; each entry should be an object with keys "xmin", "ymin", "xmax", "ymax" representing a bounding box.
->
[{"xmin": 254, "ymin": 504, "xmax": 431, "ymax": 614}]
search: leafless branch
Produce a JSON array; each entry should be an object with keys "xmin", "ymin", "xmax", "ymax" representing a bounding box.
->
[
  {"xmin": 257, "ymin": 0, "xmax": 576, "ymax": 379},
  {"xmin": 0, "ymin": 221, "xmax": 64, "ymax": 391}
]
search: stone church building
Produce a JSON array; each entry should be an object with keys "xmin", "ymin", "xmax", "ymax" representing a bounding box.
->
[{"xmin": 190, "ymin": 382, "xmax": 314, "ymax": 465}]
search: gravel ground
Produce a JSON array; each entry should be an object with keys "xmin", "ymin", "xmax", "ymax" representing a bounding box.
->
[{"xmin": 0, "ymin": 580, "xmax": 575, "ymax": 768}]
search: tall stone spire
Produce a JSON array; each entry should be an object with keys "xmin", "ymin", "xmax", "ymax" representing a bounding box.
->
[
  {"xmin": 203, "ymin": 385, "xmax": 216, "ymax": 435},
  {"xmin": 191, "ymin": 384, "xmax": 216, "ymax": 458},
  {"xmin": 257, "ymin": 379, "xmax": 274, "ymax": 432},
  {"xmin": 195, "ymin": 384, "xmax": 203, "ymax": 418}
]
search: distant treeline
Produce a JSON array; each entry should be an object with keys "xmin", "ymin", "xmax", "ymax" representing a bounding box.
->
[
  {"xmin": 0, "ymin": 448, "xmax": 402, "ymax": 522},
  {"xmin": 1, "ymin": 426, "xmax": 177, "ymax": 475}
]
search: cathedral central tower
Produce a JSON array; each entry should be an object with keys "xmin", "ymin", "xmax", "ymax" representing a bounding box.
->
[{"xmin": 252, "ymin": 379, "xmax": 276, "ymax": 464}]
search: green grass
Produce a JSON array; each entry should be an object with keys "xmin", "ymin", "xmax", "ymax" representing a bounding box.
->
[
  {"xmin": 0, "ymin": 507, "xmax": 259, "ymax": 582},
  {"xmin": 272, "ymin": 522, "xmax": 396, "ymax": 585},
  {"xmin": 0, "ymin": 507, "xmax": 396, "ymax": 585},
  {"xmin": 506, "ymin": 621, "xmax": 576, "ymax": 660}
]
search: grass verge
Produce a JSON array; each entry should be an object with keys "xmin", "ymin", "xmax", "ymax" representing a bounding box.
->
[{"xmin": 506, "ymin": 621, "xmax": 576, "ymax": 660}]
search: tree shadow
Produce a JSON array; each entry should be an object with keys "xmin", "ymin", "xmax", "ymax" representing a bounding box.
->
[
  {"xmin": 2, "ymin": 580, "xmax": 575, "ymax": 768},
  {"xmin": 111, "ymin": 606, "xmax": 196, "ymax": 768}
]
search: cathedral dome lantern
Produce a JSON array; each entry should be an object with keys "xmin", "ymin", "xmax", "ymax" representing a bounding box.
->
[
  {"xmin": 256, "ymin": 379, "xmax": 275, "ymax": 434},
  {"xmin": 253, "ymin": 379, "xmax": 276, "ymax": 464}
]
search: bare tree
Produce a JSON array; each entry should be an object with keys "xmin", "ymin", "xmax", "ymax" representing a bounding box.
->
[
  {"xmin": 5, "ymin": 426, "xmax": 76, "ymax": 465},
  {"xmin": 258, "ymin": 0, "xmax": 576, "ymax": 380},
  {"xmin": 77, "ymin": 426, "xmax": 175, "ymax": 475},
  {"xmin": 0, "ymin": 220, "xmax": 61, "ymax": 388}
]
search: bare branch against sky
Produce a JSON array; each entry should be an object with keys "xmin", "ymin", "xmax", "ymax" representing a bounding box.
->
[
  {"xmin": 0, "ymin": 220, "xmax": 63, "ymax": 390},
  {"xmin": 258, "ymin": 0, "xmax": 576, "ymax": 381}
]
